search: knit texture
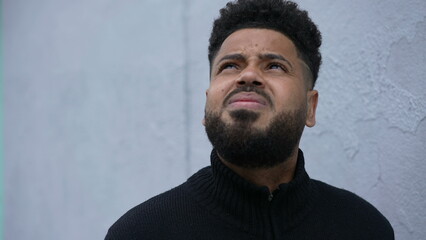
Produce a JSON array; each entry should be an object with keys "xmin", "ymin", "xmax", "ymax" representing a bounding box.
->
[{"xmin": 105, "ymin": 149, "xmax": 394, "ymax": 240}]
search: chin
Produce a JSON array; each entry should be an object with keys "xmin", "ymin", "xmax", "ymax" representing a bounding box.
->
[
  {"xmin": 205, "ymin": 107, "xmax": 306, "ymax": 169},
  {"xmin": 227, "ymin": 109, "xmax": 261, "ymax": 123}
]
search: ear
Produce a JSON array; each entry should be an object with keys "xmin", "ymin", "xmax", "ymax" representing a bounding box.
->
[
  {"xmin": 305, "ymin": 90, "xmax": 318, "ymax": 127},
  {"xmin": 202, "ymin": 90, "xmax": 208, "ymax": 126}
]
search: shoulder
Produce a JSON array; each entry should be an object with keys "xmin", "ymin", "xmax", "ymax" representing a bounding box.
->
[
  {"xmin": 105, "ymin": 167, "xmax": 213, "ymax": 240},
  {"xmin": 313, "ymin": 179, "xmax": 382, "ymax": 214},
  {"xmin": 311, "ymin": 179, "xmax": 394, "ymax": 239},
  {"xmin": 105, "ymin": 182, "xmax": 194, "ymax": 240}
]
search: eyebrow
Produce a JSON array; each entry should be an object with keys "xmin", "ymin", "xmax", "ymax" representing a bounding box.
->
[
  {"xmin": 216, "ymin": 53, "xmax": 293, "ymax": 71},
  {"xmin": 217, "ymin": 53, "xmax": 246, "ymax": 63}
]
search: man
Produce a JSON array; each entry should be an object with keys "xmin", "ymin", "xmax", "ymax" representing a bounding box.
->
[{"xmin": 106, "ymin": 0, "xmax": 394, "ymax": 239}]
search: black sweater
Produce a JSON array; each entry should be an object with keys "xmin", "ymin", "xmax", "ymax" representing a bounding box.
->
[{"xmin": 106, "ymin": 150, "xmax": 394, "ymax": 240}]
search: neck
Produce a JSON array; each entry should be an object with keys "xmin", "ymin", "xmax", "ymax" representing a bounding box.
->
[{"xmin": 219, "ymin": 148, "xmax": 299, "ymax": 193}]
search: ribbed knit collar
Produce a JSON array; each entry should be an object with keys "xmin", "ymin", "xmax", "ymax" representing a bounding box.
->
[{"xmin": 187, "ymin": 149, "xmax": 318, "ymax": 238}]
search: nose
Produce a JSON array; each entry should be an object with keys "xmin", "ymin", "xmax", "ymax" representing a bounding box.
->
[{"xmin": 236, "ymin": 66, "xmax": 264, "ymax": 87}]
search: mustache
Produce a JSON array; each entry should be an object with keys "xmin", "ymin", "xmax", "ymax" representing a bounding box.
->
[{"xmin": 223, "ymin": 86, "xmax": 273, "ymax": 107}]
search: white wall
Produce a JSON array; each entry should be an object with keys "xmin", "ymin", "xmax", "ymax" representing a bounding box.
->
[{"xmin": 4, "ymin": 0, "xmax": 426, "ymax": 239}]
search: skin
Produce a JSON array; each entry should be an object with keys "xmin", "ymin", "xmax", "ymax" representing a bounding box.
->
[{"xmin": 204, "ymin": 28, "xmax": 318, "ymax": 192}]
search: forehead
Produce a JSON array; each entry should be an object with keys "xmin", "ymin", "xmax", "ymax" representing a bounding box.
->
[{"xmin": 215, "ymin": 28, "xmax": 299, "ymax": 61}]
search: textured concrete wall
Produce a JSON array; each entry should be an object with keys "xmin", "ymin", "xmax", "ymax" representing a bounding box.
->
[
  {"xmin": 4, "ymin": 0, "xmax": 188, "ymax": 239},
  {"xmin": 4, "ymin": 0, "xmax": 425, "ymax": 239},
  {"xmin": 297, "ymin": 1, "xmax": 426, "ymax": 239}
]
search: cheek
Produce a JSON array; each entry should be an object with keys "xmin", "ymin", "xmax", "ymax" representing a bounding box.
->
[
  {"xmin": 207, "ymin": 80, "xmax": 233, "ymax": 107},
  {"xmin": 206, "ymin": 88, "xmax": 226, "ymax": 111},
  {"xmin": 272, "ymin": 84, "xmax": 306, "ymax": 110}
]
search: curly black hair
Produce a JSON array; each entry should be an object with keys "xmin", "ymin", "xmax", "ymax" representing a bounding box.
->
[{"xmin": 208, "ymin": 0, "xmax": 322, "ymax": 87}]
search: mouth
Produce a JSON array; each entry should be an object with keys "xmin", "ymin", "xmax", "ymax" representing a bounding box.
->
[{"xmin": 227, "ymin": 92, "xmax": 268, "ymax": 110}]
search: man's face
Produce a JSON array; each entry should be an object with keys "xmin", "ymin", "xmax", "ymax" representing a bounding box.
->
[{"xmin": 204, "ymin": 28, "xmax": 318, "ymax": 167}]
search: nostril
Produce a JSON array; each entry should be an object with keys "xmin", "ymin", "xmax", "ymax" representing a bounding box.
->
[
  {"xmin": 253, "ymin": 80, "xmax": 262, "ymax": 86},
  {"xmin": 237, "ymin": 80, "xmax": 246, "ymax": 85}
]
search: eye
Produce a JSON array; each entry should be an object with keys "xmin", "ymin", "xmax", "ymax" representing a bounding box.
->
[
  {"xmin": 218, "ymin": 63, "xmax": 239, "ymax": 73},
  {"xmin": 267, "ymin": 62, "xmax": 288, "ymax": 72}
]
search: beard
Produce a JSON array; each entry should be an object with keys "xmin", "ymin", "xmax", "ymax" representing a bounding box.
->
[{"xmin": 204, "ymin": 107, "xmax": 306, "ymax": 169}]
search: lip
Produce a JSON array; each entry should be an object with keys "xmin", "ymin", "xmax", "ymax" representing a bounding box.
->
[{"xmin": 227, "ymin": 92, "xmax": 268, "ymax": 109}]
